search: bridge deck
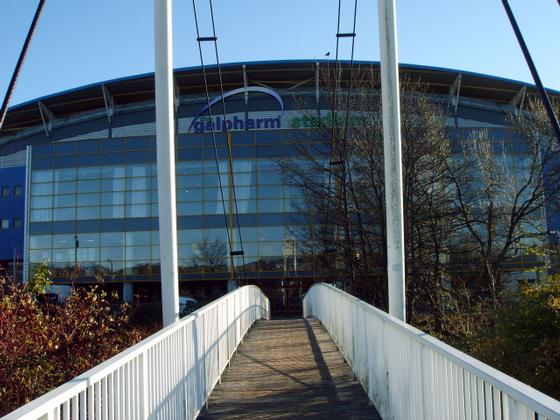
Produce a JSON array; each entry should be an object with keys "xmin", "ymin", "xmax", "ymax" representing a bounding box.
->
[{"xmin": 199, "ymin": 318, "xmax": 381, "ymax": 419}]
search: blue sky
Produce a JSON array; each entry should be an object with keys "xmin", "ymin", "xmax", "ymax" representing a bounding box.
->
[{"xmin": 1, "ymin": 0, "xmax": 559, "ymax": 106}]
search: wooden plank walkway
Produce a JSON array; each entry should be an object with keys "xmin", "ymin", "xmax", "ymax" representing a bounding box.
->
[{"xmin": 199, "ymin": 318, "xmax": 382, "ymax": 419}]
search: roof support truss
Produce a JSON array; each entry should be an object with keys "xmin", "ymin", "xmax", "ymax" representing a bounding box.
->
[
  {"xmin": 509, "ymin": 86, "xmax": 527, "ymax": 113},
  {"xmin": 173, "ymin": 76, "xmax": 181, "ymax": 111},
  {"xmin": 243, "ymin": 64, "xmax": 249, "ymax": 106},
  {"xmin": 316, "ymin": 61, "xmax": 320, "ymax": 106},
  {"xmin": 449, "ymin": 73, "xmax": 462, "ymax": 109},
  {"xmin": 37, "ymin": 101, "xmax": 54, "ymax": 138},
  {"xmin": 101, "ymin": 85, "xmax": 114, "ymax": 124}
]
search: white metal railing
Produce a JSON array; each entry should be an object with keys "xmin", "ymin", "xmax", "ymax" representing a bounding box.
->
[
  {"xmin": 303, "ymin": 283, "xmax": 560, "ymax": 420},
  {"xmin": 4, "ymin": 285, "xmax": 270, "ymax": 420}
]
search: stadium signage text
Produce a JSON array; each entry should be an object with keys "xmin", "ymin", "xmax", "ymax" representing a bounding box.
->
[
  {"xmin": 189, "ymin": 86, "xmax": 284, "ymax": 133},
  {"xmin": 186, "ymin": 85, "xmax": 367, "ymax": 133}
]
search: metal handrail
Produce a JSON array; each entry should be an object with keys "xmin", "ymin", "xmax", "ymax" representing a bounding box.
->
[
  {"xmin": 303, "ymin": 282, "xmax": 560, "ymax": 420},
  {"xmin": 3, "ymin": 285, "xmax": 270, "ymax": 420}
]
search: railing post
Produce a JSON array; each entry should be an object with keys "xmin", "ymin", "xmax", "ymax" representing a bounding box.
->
[{"xmin": 139, "ymin": 352, "xmax": 149, "ymax": 420}]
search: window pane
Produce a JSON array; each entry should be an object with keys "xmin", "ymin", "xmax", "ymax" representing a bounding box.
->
[
  {"xmin": 76, "ymin": 180, "xmax": 100, "ymax": 193},
  {"xmin": 53, "ymin": 208, "xmax": 76, "ymax": 221},
  {"xmin": 126, "ymin": 231, "xmax": 151, "ymax": 246},
  {"xmin": 176, "ymin": 175, "xmax": 203, "ymax": 189},
  {"xmin": 77, "ymin": 167, "xmax": 101, "ymax": 180},
  {"xmin": 31, "ymin": 209, "xmax": 52, "ymax": 222},
  {"xmin": 203, "ymin": 188, "xmax": 228, "ymax": 201},
  {"xmin": 177, "ymin": 188, "xmax": 203, "ymax": 202},
  {"xmin": 77, "ymin": 193, "xmax": 100, "ymax": 207},
  {"xmin": 258, "ymin": 226, "xmax": 285, "ymax": 241},
  {"xmin": 258, "ymin": 185, "xmax": 282, "ymax": 199},
  {"xmin": 127, "ymin": 190, "xmax": 151, "ymax": 204},
  {"xmin": 52, "ymin": 234, "xmax": 75, "ymax": 248},
  {"xmin": 101, "ymin": 178, "xmax": 125, "ymax": 191},
  {"xmin": 101, "ymin": 165, "xmax": 126, "ymax": 178},
  {"xmin": 32, "ymin": 183, "xmax": 53, "ymax": 196},
  {"xmin": 126, "ymin": 246, "xmax": 151, "ymax": 260},
  {"xmin": 77, "ymin": 247, "xmax": 99, "ymax": 262},
  {"xmin": 54, "ymin": 181, "xmax": 76, "ymax": 195},
  {"xmin": 126, "ymin": 204, "xmax": 149, "ymax": 218},
  {"xmin": 101, "ymin": 247, "xmax": 125, "ymax": 261},
  {"xmin": 32, "ymin": 196, "xmax": 53, "ymax": 209},
  {"xmin": 30, "ymin": 249, "xmax": 51, "ymax": 263},
  {"xmin": 127, "ymin": 164, "xmax": 151, "ymax": 177},
  {"xmin": 32, "ymin": 170, "xmax": 53, "ymax": 183},
  {"xmin": 257, "ymin": 171, "xmax": 282, "ymax": 184},
  {"xmin": 127, "ymin": 177, "xmax": 151, "ymax": 191},
  {"xmin": 101, "ymin": 191, "xmax": 125, "ymax": 205},
  {"xmin": 77, "ymin": 206, "xmax": 100, "ymax": 220},
  {"xmin": 30, "ymin": 235, "xmax": 52, "ymax": 249},
  {"xmin": 101, "ymin": 205, "xmax": 125, "ymax": 219},
  {"xmin": 79, "ymin": 233, "xmax": 100, "ymax": 247},
  {"xmin": 52, "ymin": 248, "xmax": 74, "ymax": 263},
  {"xmin": 54, "ymin": 168, "xmax": 76, "ymax": 182},
  {"xmin": 101, "ymin": 232, "xmax": 125, "ymax": 246},
  {"xmin": 53, "ymin": 195, "xmax": 75, "ymax": 208},
  {"xmin": 259, "ymin": 199, "xmax": 283, "ymax": 213},
  {"xmin": 177, "ymin": 202, "xmax": 203, "ymax": 215}
]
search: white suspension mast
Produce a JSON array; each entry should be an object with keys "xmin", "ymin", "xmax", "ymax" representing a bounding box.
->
[
  {"xmin": 154, "ymin": 0, "xmax": 179, "ymax": 326},
  {"xmin": 378, "ymin": 0, "xmax": 406, "ymax": 321}
]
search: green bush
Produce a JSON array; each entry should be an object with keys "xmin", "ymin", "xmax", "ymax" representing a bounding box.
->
[{"xmin": 474, "ymin": 276, "xmax": 560, "ymax": 399}]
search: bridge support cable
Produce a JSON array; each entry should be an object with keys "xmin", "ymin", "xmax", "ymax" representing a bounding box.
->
[
  {"xmin": 500, "ymin": 0, "xmax": 560, "ymax": 145},
  {"xmin": 378, "ymin": 0, "xmax": 406, "ymax": 321},
  {"xmin": 338, "ymin": 0, "xmax": 360, "ymax": 291},
  {"xmin": 154, "ymin": 0, "xmax": 180, "ymax": 326},
  {"xmin": 191, "ymin": 0, "xmax": 247, "ymax": 287},
  {"xmin": 0, "ymin": 0, "xmax": 46, "ymax": 131},
  {"xmin": 324, "ymin": 0, "xmax": 359, "ymax": 290},
  {"xmin": 207, "ymin": 0, "xmax": 249, "ymax": 282}
]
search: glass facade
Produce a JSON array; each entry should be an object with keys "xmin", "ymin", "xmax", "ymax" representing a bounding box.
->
[
  {"xmin": 27, "ymin": 123, "xmax": 540, "ymax": 283},
  {"xmin": 28, "ymin": 130, "xmax": 319, "ymax": 283}
]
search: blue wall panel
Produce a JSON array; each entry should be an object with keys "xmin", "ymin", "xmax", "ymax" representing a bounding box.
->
[{"xmin": 0, "ymin": 166, "xmax": 26, "ymax": 261}]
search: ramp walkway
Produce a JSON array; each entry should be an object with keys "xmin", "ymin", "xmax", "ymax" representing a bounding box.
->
[{"xmin": 199, "ymin": 318, "xmax": 381, "ymax": 419}]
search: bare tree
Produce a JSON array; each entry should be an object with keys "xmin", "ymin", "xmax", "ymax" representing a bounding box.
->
[
  {"xmin": 192, "ymin": 235, "xmax": 227, "ymax": 273},
  {"xmin": 446, "ymin": 98, "xmax": 559, "ymax": 302},
  {"xmin": 282, "ymin": 66, "xmax": 454, "ymax": 323}
]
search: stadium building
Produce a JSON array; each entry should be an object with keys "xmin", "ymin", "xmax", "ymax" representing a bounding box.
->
[{"xmin": 0, "ymin": 60, "xmax": 557, "ymax": 310}]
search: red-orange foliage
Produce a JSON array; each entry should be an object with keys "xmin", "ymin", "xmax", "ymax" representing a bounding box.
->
[{"xmin": 0, "ymin": 275, "xmax": 148, "ymax": 416}]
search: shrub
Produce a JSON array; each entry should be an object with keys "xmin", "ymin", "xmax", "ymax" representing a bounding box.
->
[
  {"xmin": 474, "ymin": 276, "xmax": 560, "ymax": 399},
  {"xmin": 0, "ymin": 273, "xmax": 150, "ymax": 416}
]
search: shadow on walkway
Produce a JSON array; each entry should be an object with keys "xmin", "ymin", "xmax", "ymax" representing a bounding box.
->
[{"xmin": 198, "ymin": 318, "xmax": 381, "ymax": 419}]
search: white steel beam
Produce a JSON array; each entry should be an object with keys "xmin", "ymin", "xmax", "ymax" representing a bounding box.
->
[
  {"xmin": 378, "ymin": 0, "xmax": 406, "ymax": 321},
  {"xmin": 154, "ymin": 0, "xmax": 179, "ymax": 327}
]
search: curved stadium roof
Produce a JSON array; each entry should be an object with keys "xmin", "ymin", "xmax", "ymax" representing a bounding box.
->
[{"xmin": 1, "ymin": 59, "xmax": 558, "ymax": 139}]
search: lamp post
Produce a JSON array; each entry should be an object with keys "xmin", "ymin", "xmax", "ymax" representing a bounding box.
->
[
  {"xmin": 106, "ymin": 259, "xmax": 114, "ymax": 274},
  {"xmin": 74, "ymin": 234, "xmax": 79, "ymax": 266}
]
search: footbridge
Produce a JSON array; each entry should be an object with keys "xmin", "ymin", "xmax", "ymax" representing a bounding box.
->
[{"xmin": 4, "ymin": 284, "xmax": 560, "ymax": 420}]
